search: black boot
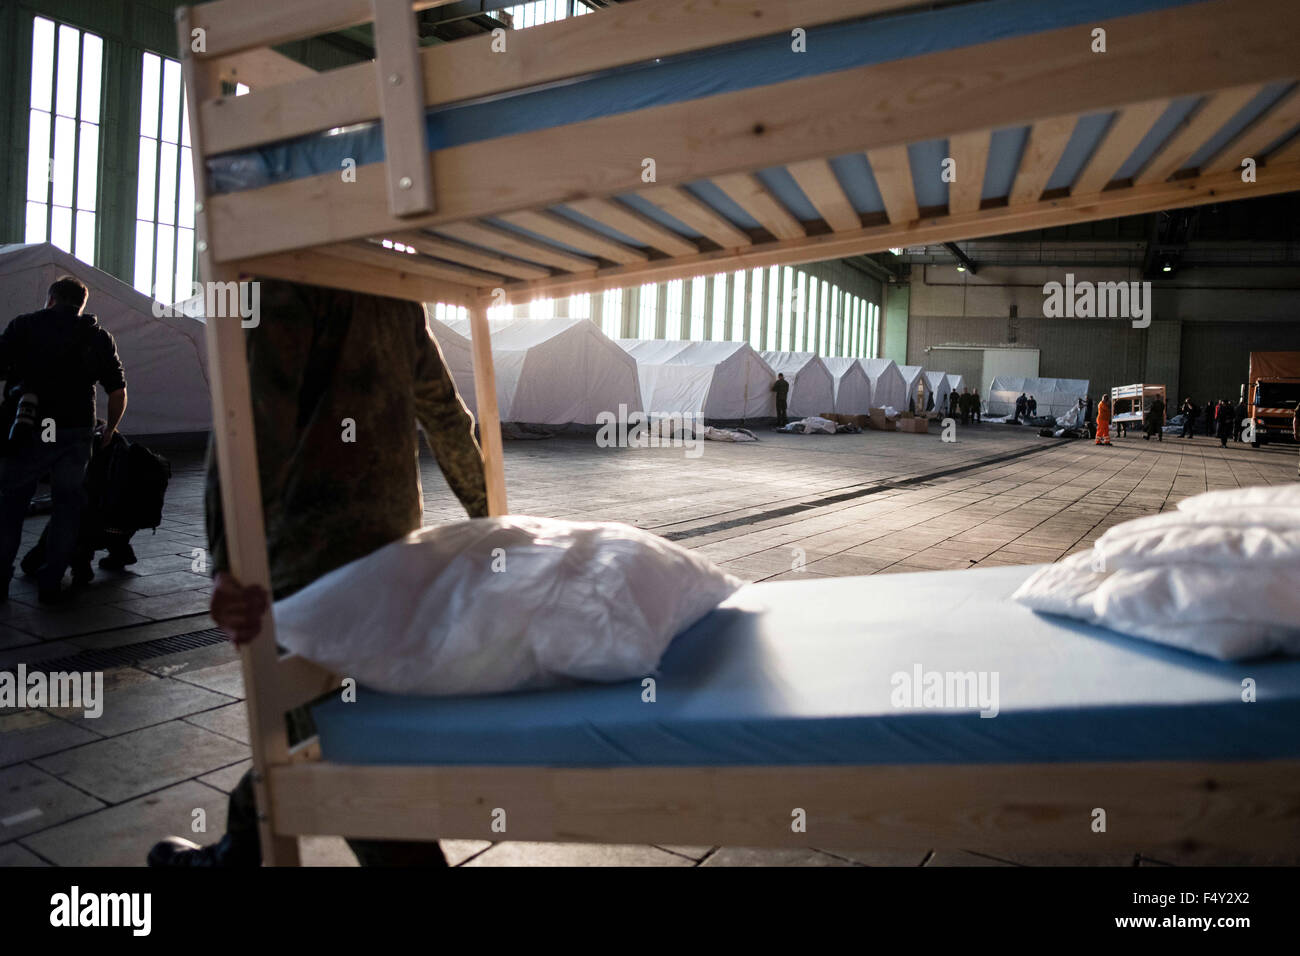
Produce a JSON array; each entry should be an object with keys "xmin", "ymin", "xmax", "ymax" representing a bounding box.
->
[{"xmin": 148, "ymin": 833, "xmax": 260, "ymax": 867}]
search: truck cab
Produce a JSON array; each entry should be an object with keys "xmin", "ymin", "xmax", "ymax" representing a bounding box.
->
[{"xmin": 1248, "ymin": 379, "xmax": 1300, "ymax": 446}]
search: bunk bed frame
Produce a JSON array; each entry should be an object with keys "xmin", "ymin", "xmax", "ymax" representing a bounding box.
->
[{"xmin": 176, "ymin": 0, "xmax": 1300, "ymax": 865}]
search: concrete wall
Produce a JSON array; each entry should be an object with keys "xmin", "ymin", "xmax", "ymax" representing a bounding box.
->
[{"xmin": 906, "ymin": 264, "xmax": 1300, "ymax": 402}]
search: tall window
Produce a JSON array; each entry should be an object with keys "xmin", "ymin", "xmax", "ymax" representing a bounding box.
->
[
  {"xmin": 638, "ymin": 283, "xmax": 657, "ymax": 338},
  {"xmin": 730, "ymin": 270, "xmax": 747, "ymax": 342},
  {"xmin": 793, "ymin": 272, "xmax": 806, "ymax": 351},
  {"xmin": 664, "ymin": 279, "xmax": 683, "ymax": 338},
  {"xmin": 601, "ymin": 288, "xmax": 623, "ymax": 338},
  {"xmin": 135, "ymin": 53, "xmax": 196, "ymax": 304},
  {"xmin": 710, "ymin": 274, "xmax": 726, "ymax": 341},
  {"xmin": 528, "ymin": 297, "xmax": 555, "ymax": 319},
  {"xmin": 748, "ymin": 268, "xmax": 764, "ymax": 350},
  {"xmin": 25, "ymin": 18, "xmax": 103, "ymax": 263},
  {"xmin": 765, "ymin": 266, "xmax": 780, "ymax": 351},
  {"xmin": 569, "ymin": 292, "xmax": 591, "ymax": 319},
  {"xmin": 500, "ymin": 0, "xmax": 590, "ymax": 29},
  {"xmin": 689, "ymin": 276, "xmax": 706, "ymax": 340}
]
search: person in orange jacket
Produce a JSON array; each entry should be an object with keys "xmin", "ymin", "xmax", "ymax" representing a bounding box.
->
[{"xmin": 1095, "ymin": 393, "xmax": 1113, "ymax": 446}]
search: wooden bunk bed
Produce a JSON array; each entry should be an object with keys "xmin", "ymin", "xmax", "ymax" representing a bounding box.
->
[{"xmin": 176, "ymin": 0, "xmax": 1300, "ymax": 865}]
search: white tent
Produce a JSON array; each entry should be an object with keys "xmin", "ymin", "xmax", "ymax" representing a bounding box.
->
[
  {"xmin": 619, "ymin": 339, "xmax": 774, "ymax": 421},
  {"xmin": 987, "ymin": 376, "xmax": 1090, "ymax": 418},
  {"xmin": 821, "ymin": 357, "xmax": 874, "ymax": 416},
  {"xmin": 488, "ymin": 317, "xmax": 642, "ymax": 425},
  {"xmin": 424, "ymin": 310, "xmax": 477, "ymax": 415},
  {"xmin": 0, "ymin": 243, "xmax": 211, "ymax": 435},
  {"xmin": 897, "ymin": 364, "xmax": 932, "ymax": 413},
  {"xmin": 946, "ymin": 373, "xmax": 965, "ymax": 393},
  {"xmin": 924, "ymin": 370, "xmax": 952, "ymax": 416},
  {"xmin": 760, "ymin": 351, "xmax": 836, "ymax": 418},
  {"xmin": 860, "ymin": 358, "xmax": 908, "ymax": 411}
]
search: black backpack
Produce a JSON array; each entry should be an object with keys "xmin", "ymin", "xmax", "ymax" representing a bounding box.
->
[{"xmin": 100, "ymin": 439, "xmax": 171, "ymax": 533}]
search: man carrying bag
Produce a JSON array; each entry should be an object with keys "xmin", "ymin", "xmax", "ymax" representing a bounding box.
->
[{"xmin": 0, "ymin": 276, "xmax": 127, "ymax": 604}]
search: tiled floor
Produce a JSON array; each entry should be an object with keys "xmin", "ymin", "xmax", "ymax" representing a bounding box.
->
[{"xmin": 2, "ymin": 424, "xmax": 1297, "ymax": 866}]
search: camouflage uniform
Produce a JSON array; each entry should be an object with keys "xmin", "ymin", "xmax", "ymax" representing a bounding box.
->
[
  {"xmin": 204, "ymin": 279, "xmax": 487, "ymax": 867},
  {"xmin": 206, "ymin": 279, "xmax": 488, "ymax": 598}
]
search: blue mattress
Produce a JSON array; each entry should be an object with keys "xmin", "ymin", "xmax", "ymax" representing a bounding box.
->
[
  {"xmin": 310, "ymin": 564, "xmax": 1300, "ymax": 767},
  {"xmin": 208, "ymin": 0, "xmax": 1229, "ymax": 210}
]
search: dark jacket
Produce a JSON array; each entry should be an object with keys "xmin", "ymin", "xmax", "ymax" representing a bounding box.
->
[
  {"xmin": 0, "ymin": 306, "xmax": 126, "ymax": 427},
  {"xmin": 771, "ymin": 379, "xmax": 789, "ymax": 403},
  {"xmin": 206, "ymin": 280, "xmax": 487, "ymax": 600}
]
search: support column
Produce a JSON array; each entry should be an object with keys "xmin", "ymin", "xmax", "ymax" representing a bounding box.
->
[{"xmin": 882, "ymin": 284, "xmax": 910, "ymax": 365}]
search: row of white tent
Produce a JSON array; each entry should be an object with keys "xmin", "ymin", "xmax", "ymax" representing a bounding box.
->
[{"xmin": 428, "ymin": 313, "xmax": 973, "ymax": 426}]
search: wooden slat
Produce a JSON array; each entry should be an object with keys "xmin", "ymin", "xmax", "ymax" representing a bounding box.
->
[
  {"xmin": 323, "ymin": 241, "xmax": 506, "ymax": 286},
  {"xmin": 866, "ymin": 145, "xmax": 918, "ymax": 223},
  {"xmin": 467, "ymin": 301, "xmax": 508, "ymax": 517},
  {"xmin": 1133, "ymin": 84, "xmax": 1265, "ymax": 185},
  {"xmin": 1201, "ymin": 86, "xmax": 1300, "ymax": 174},
  {"xmin": 497, "ymin": 210, "xmax": 648, "ymax": 264},
  {"xmin": 237, "ymin": 249, "xmax": 476, "ymax": 304},
  {"xmin": 712, "ymin": 172, "xmax": 805, "ymax": 240},
  {"xmin": 214, "ymin": 48, "xmax": 315, "ymax": 89},
  {"xmin": 176, "ymin": 5, "xmax": 300, "ymax": 868},
  {"xmin": 1008, "ymin": 115, "xmax": 1077, "ymax": 204},
  {"xmin": 1266, "ymin": 133, "xmax": 1300, "ymax": 165},
  {"xmin": 786, "ymin": 158, "xmax": 861, "ymax": 231},
  {"xmin": 393, "ymin": 231, "xmax": 550, "ymax": 280},
  {"xmin": 436, "ymin": 221, "xmax": 598, "ymax": 274},
  {"xmin": 190, "ymin": 0, "xmax": 457, "ymax": 60},
  {"xmin": 564, "ymin": 198, "xmax": 699, "ymax": 257},
  {"xmin": 945, "ymin": 129, "xmax": 990, "ymax": 215},
  {"xmin": 205, "ymin": 0, "xmax": 1299, "ymax": 262},
  {"xmin": 488, "ymin": 159, "xmax": 1300, "ymax": 301},
  {"xmin": 1071, "ymin": 99, "xmax": 1170, "ymax": 195},
  {"xmin": 371, "ymin": 0, "xmax": 433, "ymax": 217},
  {"xmin": 637, "ymin": 186, "xmax": 752, "ymax": 249},
  {"xmin": 270, "ymin": 759, "xmax": 1300, "ymax": 854},
  {"xmin": 202, "ymin": 0, "xmax": 939, "ymax": 154}
]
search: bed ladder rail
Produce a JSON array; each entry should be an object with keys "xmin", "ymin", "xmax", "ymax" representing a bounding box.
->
[{"xmin": 371, "ymin": 0, "xmax": 435, "ymax": 218}]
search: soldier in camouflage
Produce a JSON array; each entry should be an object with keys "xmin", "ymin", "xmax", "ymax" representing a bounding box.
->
[{"xmin": 150, "ymin": 278, "xmax": 487, "ymax": 867}]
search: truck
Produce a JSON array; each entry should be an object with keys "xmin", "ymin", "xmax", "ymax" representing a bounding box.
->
[{"xmin": 1246, "ymin": 352, "xmax": 1300, "ymax": 447}]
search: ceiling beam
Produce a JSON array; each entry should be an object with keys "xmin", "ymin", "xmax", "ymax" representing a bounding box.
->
[{"xmin": 943, "ymin": 242, "xmax": 978, "ymax": 275}]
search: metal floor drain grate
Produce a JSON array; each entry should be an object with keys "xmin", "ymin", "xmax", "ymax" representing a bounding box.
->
[{"xmin": 8, "ymin": 627, "xmax": 228, "ymax": 674}]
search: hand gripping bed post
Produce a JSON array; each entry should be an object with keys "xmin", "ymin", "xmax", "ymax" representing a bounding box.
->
[{"xmin": 372, "ymin": 0, "xmax": 435, "ymax": 218}]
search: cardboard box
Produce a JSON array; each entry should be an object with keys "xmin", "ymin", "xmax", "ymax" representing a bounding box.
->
[
  {"xmin": 867, "ymin": 407, "xmax": 895, "ymax": 431},
  {"xmin": 897, "ymin": 416, "xmax": 930, "ymax": 434}
]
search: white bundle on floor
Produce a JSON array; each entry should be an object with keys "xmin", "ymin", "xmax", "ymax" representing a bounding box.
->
[
  {"xmin": 274, "ymin": 516, "xmax": 743, "ymax": 696},
  {"xmin": 1012, "ymin": 484, "xmax": 1300, "ymax": 660}
]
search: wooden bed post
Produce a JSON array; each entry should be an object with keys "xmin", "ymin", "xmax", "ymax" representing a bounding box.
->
[
  {"xmin": 176, "ymin": 6, "xmax": 300, "ymax": 866},
  {"xmin": 468, "ymin": 294, "xmax": 508, "ymax": 516}
]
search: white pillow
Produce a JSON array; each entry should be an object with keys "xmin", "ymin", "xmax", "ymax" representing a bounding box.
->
[
  {"xmin": 273, "ymin": 516, "xmax": 742, "ymax": 696},
  {"xmin": 1178, "ymin": 484, "xmax": 1300, "ymax": 513}
]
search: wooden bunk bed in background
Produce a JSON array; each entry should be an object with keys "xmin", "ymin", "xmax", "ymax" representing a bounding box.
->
[{"xmin": 177, "ymin": 0, "xmax": 1300, "ymax": 865}]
